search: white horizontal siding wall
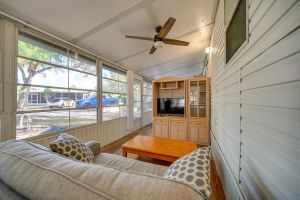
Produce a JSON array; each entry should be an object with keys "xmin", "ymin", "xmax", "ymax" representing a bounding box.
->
[
  {"xmin": 208, "ymin": 0, "xmax": 300, "ymax": 199},
  {"xmin": 211, "ymin": 134, "xmax": 244, "ymax": 200},
  {"xmin": 208, "ymin": 0, "xmax": 242, "ymax": 198}
]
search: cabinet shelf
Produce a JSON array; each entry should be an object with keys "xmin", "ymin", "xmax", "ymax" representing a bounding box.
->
[{"xmin": 161, "ymin": 81, "xmax": 178, "ymax": 90}]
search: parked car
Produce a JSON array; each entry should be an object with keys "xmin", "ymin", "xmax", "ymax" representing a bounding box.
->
[
  {"xmin": 48, "ymin": 98, "xmax": 75, "ymax": 108},
  {"xmin": 76, "ymin": 96, "xmax": 119, "ymax": 108}
]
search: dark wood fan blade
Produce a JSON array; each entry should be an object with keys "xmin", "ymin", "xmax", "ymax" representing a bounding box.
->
[
  {"xmin": 164, "ymin": 38, "xmax": 190, "ymax": 46},
  {"xmin": 125, "ymin": 35, "xmax": 153, "ymax": 41},
  {"xmin": 149, "ymin": 45, "xmax": 156, "ymax": 54},
  {"xmin": 158, "ymin": 17, "xmax": 176, "ymax": 38}
]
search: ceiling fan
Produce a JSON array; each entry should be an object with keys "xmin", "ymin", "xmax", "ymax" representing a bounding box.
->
[{"xmin": 125, "ymin": 17, "xmax": 190, "ymax": 54}]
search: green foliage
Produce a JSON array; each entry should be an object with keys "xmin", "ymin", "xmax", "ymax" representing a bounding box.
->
[
  {"xmin": 42, "ymin": 88, "xmax": 53, "ymax": 102},
  {"xmin": 18, "ymin": 39, "xmax": 66, "ymax": 67}
]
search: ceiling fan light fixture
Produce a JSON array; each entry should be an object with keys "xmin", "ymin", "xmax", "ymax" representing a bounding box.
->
[
  {"xmin": 154, "ymin": 41, "xmax": 164, "ymax": 49},
  {"xmin": 205, "ymin": 47, "xmax": 211, "ymax": 54}
]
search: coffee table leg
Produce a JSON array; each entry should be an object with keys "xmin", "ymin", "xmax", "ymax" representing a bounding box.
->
[{"xmin": 122, "ymin": 148, "xmax": 128, "ymax": 157}]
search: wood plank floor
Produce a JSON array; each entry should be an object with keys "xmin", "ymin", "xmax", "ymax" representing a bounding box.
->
[{"xmin": 101, "ymin": 125, "xmax": 226, "ymax": 200}]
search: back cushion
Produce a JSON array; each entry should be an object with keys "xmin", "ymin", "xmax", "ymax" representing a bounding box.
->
[{"xmin": 0, "ymin": 140, "xmax": 204, "ymax": 200}]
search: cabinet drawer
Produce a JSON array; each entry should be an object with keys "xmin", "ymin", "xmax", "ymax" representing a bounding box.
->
[
  {"xmin": 188, "ymin": 121, "xmax": 207, "ymax": 127},
  {"xmin": 169, "ymin": 119, "xmax": 186, "ymax": 125},
  {"xmin": 154, "ymin": 118, "xmax": 168, "ymax": 124}
]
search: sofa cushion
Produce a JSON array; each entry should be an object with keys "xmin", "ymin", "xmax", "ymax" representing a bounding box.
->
[
  {"xmin": 0, "ymin": 180, "xmax": 28, "ymax": 200},
  {"xmin": 0, "ymin": 140, "xmax": 204, "ymax": 200},
  {"xmin": 94, "ymin": 153, "xmax": 168, "ymax": 176},
  {"xmin": 164, "ymin": 147, "xmax": 211, "ymax": 199},
  {"xmin": 50, "ymin": 133, "xmax": 94, "ymax": 163}
]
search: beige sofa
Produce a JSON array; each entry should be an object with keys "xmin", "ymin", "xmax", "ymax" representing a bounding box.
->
[{"xmin": 0, "ymin": 140, "xmax": 204, "ymax": 200}]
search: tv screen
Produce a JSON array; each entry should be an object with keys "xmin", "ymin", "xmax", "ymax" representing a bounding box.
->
[{"xmin": 157, "ymin": 98, "xmax": 184, "ymax": 115}]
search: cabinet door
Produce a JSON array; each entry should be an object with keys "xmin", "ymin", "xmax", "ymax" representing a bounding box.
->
[
  {"xmin": 188, "ymin": 120, "xmax": 209, "ymax": 145},
  {"xmin": 188, "ymin": 80, "xmax": 207, "ymax": 118},
  {"xmin": 198, "ymin": 127, "xmax": 209, "ymax": 144},
  {"xmin": 161, "ymin": 124, "xmax": 169, "ymax": 138},
  {"xmin": 178, "ymin": 125, "xmax": 187, "ymax": 140},
  {"xmin": 169, "ymin": 119, "xmax": 187, "ymax": 140},
  {"xmin": 169, "ymin": 125, "xmax": 178, "ymax": 139},
  {"xmin": 189, "ymin": 126, "xmax": 199, "ymax": 142},
  {"xmin": 154, "ymin": 123, "xmax": 162, "ymax": 137}
]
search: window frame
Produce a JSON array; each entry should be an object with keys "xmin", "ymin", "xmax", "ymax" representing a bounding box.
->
[
  {"xmin": 224, "ymin": 0, "xmax": 249, "ymax": 65},
  {"xmin": 101, "ymin": 63, "xmax": 127, "ymax": 121},
  {"xmin": 133, "ymin": 79, "xmax": 142, "ymax": 119},
  {"xmin": 16, "ymin": 31, "xmax": 99, "ymax": 139},
  {"xmin": 142, "ymin": 79, "xmax": 152, "ymax": 113}
]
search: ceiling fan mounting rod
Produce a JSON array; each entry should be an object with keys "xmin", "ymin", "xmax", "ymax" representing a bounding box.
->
[
  {"xmin": 154, "ymin": 35, "xmax": 163, "ymax": 42},
  {"xmin": 155, "ymin": 26, "xmax": 162, "ymax": 33}
]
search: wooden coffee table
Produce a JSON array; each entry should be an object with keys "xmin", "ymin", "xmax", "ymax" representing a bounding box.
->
[{"xmin": 122, "ymin": 135, "xmax": 197, "ymax": 162}]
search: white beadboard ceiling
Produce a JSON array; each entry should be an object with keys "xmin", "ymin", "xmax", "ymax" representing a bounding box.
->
[{"xmin": 0, "ymin": 0, "xmax": 218, "ymax": 79}]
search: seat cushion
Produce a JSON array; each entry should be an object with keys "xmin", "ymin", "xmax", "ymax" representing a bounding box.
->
[
  {"xmin": 0, "ymin": 140, "xmax": 204, "ymax": 200},
  {"xmin": 0, "ymin": 180, "xmax": 28, "ymax": 200},
  {"xmin": 94, "ymin": 153, "xmax": 168, "ymax": 176}
]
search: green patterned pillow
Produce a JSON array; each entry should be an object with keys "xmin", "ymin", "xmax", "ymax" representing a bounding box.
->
[{"xmin": 50, "ymin": 133, "xmax": 94, "ymax": 163}]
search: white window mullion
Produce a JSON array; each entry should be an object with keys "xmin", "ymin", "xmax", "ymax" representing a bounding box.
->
[{"xmin": 98, "ymin": 60, "xmax": 102, "ymax": 122}]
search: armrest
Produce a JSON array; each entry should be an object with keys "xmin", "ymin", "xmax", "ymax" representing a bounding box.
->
[{"xmin": 85, "ymin": 141, "xmax": 100, "ymax": 156}]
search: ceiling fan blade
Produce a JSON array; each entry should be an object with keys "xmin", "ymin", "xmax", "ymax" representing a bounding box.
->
[
  {"xmin": 158, "ymin": 17, "xmax": 176, "ymax": 38},
  {"xmin": 164, "ymin": 38, "xmax": 190, "ymax": 46},
  {"xmin": 149, "ymin": 45, "xmax": 157, "ymax": 54},
  {"xmin": 125, "ymin": 35, "xmax": 153, "ymax": 41}
]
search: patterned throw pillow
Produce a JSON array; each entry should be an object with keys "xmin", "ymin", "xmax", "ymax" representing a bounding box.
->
[
  {"xmin": 164, "ymin": 146, "xmax": 212, "ymax": 199},
  {"xmin": 50, "ymin": 133, "xmax": 94, "ymax": 163}
]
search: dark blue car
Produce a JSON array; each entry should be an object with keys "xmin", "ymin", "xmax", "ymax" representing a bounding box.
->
[{"xmin": 76, "ymin": 96, "xmax": 119, "ymax": 108}]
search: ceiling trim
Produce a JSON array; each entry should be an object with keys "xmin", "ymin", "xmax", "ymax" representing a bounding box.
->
[
  {"xmin": 71, "ymin": 0, "xmax": 157, "ymax": 43},
  {"xmin": 115, "ymin": 21, "xmax": 214, "ymax": 62}
]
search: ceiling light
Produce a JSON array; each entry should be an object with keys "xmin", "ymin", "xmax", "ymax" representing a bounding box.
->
[
  {"xmin": 154, "ymin": 41, "xmax": 164, "ymax": 49},
  {"xmin": 205, "ymin": 47, "xmax": 211, "ymax": 54}
]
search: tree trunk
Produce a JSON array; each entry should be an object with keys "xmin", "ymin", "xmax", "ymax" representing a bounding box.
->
[
  {"xmin": 17, "ymin": 76, "xmax": 33, "ymax": 109},
  {"xmin": 17, "ymin": 74, "xmax": 33, "ymax": 128}
]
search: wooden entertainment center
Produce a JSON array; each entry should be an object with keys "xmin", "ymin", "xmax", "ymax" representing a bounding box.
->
[{"xmin": 152, "ymin": 76, "xmax": 210, "ymax": 146}]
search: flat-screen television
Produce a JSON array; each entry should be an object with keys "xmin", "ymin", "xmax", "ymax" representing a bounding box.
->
[{"xmin": 157, "ymin": 98, "xmax": 184, "ymax": 115}]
